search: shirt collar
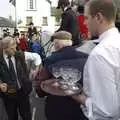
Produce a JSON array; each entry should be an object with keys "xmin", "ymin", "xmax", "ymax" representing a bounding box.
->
[
  {"xmin": 3, "ymin": 53, "xmax": 14, "ymax": 59},
  {"xmin": 3, "ymin": 53, "xmax": 8, "ymax": 59},
  {"xmin": 99, "ymin": 27, "xmax": 119, "ymax": 42}
]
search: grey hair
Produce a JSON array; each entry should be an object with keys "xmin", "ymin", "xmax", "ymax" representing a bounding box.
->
[{"xmin": 1, "ymin": 36, "xmax": 15, "ymax": 49}]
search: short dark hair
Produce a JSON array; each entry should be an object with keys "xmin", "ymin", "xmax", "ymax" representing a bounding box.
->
[
  {"xmin": 57, "ymin": 0, "xmax": 70, "ymax": 9},
  {"xmin": 29, "ymin": 22, "xmax": 34, "ymax": 25},
  {"xmin": 77, "ymin": 5, "xmax": 84, "ymax": 13},
  {"xmin": 86, "ymin": 0, "xmax": 117, "ymax": 22}
]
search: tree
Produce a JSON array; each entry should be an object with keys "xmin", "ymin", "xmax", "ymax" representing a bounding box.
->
[{"xmin": 54, "ymin": 8, "xmax": 62, "ymax": 25}]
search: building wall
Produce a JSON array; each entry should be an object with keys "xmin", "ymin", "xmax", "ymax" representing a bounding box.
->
[{"xmin": 12, "ymin": 0, "xmax": 56, "ymax": 32}]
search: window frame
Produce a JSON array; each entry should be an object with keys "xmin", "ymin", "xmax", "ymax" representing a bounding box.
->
[{"xmin": 26, "ymin": 0, "xmax": 37, "ymax": 11}]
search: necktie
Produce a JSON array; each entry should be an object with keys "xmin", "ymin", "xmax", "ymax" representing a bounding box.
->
[{"xmin": 8, "ymin": 56, "xmax": 18, "ymax": 89}]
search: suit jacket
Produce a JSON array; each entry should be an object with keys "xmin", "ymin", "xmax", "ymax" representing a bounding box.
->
[
  {"xmin": 0, "ymin": 97, "xmax": 8, "ymax": 120},
  {"xmin": 0, "ymin": 51, "xmax": 32, "ymax": 96},
  {"xmin": 57, "ymin": 7, "xmax": 80, "ymax": 46}
]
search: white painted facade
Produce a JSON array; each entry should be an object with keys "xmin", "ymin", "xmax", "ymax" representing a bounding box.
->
[{"xmin": 10, "ymin": 0, "xmax": 56, "ymax": 33}]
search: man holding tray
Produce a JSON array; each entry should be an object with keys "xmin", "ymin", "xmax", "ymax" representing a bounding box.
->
[{"xmin": 35, "ymin": 31, "xmax": 89, "ymax": 120}]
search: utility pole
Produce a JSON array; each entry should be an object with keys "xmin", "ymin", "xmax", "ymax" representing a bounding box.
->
[
  {"xmin": 9, "ymin": 0, "xmax": 17, "ymax": 28},
  {"xmin": 15, "ymin": 0, "xmax": 17, "ymax": 28}
]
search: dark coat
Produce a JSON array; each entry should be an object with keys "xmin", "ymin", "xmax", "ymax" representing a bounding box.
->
[
  {"xmin": 0, "ymin": 97, "xmax": 8, "ymax": 120},
  {"xmin": 57, "ymin": 7, "xmax": 81, "ymax": 46},
  {"xmin": 0, "ymin": 52, "xmax": 32, "ymax": 96},
  {"xmin": 28, "ymin": 27, "xmax": 37, "ymax": 39},
  {"xmin": 35, "ymin": 46, "xmax": 88, "ymax": 120}
]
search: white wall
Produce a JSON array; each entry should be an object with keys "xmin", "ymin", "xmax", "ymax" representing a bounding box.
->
[
  {"xmin": 51, "ymin": 0, "xmax": 58, "ymax": 6},
  {"xmin": 0, "ymin": 0, "xmax": 9, "ymax": 18},
  {"xmin": 13, "ymin": 0, "xmax": 56, "ymax": 32}
]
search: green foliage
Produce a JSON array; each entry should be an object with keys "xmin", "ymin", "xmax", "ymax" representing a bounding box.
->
[{"xmin": 54, "ymin": 8, "xmax": 62, "ymax": 23}]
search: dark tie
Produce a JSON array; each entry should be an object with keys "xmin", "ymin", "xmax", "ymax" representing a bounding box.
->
[{"xmin": 8, "ymin": 56, "xmax": 18, "ymax": 89}]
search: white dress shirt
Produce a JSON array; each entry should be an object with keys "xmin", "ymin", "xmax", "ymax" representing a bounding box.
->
[
  {"xmin": 24, "ymin": 52, "xmax": 41, "ymax": 66},
  {"xmin": 4, "ymin": 52, "xmax": 41, "ymax": 68},
  {"xmin": 83, "ymin": 28, "xmax": 120, "ymax": 120},
  {"xmin": 76, "ymin": 40, "xmax": 96, "ymax": 54}
]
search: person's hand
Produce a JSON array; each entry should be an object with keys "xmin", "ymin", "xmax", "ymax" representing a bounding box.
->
[
  {"xmin": 29, "ymin": 70, "xmax": 36, "ymax": 80},
  {"xmin": 0, "ymin": 83, "xmax": 8, "ymax": 93},
  {"xmin": 72, "ymin": 92, "xmax": 87, "ymax": 105},
  {"xmin": 40, "ymin": 79, "xmax": 59, "ymax": 91},
  {"xmin": 29, "ymin": 67, "xmax": 39, "ymax": 80}
]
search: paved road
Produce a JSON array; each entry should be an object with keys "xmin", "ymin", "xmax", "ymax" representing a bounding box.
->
[
  {"xmin": 27, "ymin": 32, "xmax": 52, "ymax": 120},
  {"xmin": 18, "ymin": 88, "xmax": 46, "ymax": 120},
  {"xmin": 30, "ymin": 89, "xmax": 46, "ymax": 120}
]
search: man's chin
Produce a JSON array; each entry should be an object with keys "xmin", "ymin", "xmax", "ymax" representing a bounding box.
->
[{"xmin": 9, "ymin": 53, "xmax": 15, "ymax": 56}]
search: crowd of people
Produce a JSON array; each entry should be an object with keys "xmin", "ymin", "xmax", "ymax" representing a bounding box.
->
[{"xmin": 0, "ymin": 0, "xmax": 120, "ymax": 120}]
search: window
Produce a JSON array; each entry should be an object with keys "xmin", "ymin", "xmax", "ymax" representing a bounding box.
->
[
  {"xmin": 27, "ymin": 0, "xmax": 36, "ymax": 10},
  {"xmin": 26, "ymin": 16, "xmax": 33, "ymax": 25},
  {"xmin": 42, "ymin": 17, "xmax": 48, "ymax": 26},
  {"xmin": 29, "ymin": 0, "xmax": 33, "ymax": 9}
]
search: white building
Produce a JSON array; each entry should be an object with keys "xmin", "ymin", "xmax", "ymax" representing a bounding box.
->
[{"xmin": 10, "ymin": 0, "xmax": 56, "ymax": 33}]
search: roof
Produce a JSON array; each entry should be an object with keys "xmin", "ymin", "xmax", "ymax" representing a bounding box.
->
[
  {"xmin": 46, "ymin": 0, "xmax": 52, "ymax": 4},
  {"xmin": 0, "ymin": 17, "xmax": 15, "ymax": 28},
  {"xmin": 9, "ymin": 0, "xmax": 16, "ymax": 6}
]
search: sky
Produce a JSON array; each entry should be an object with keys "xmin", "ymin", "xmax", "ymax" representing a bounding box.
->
[
  {"xmin": 0, "ymin": 0, "xmax": 10, "ymax": 18},
  {"xmin": 0, "ymin": 0, "xmax": 58, "ymax": 18},
  {"xmin": 51, "ymin": 0, "xmax": 58, "ymax": 6}
]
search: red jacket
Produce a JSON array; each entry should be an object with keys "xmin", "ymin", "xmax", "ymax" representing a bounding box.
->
[
  {"xmin": 77, "ymin": 15, "xmax": 88, "ymax": 40},
  {"xmin": 19, "ymin": 38, "xmax": 27, "ymax": 51}
]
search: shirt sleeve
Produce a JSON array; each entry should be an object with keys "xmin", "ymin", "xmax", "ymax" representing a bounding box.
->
[
  {"xmin": 24, "ymin": 52, "xmax": 42, "ymax": 66},
  {"xmin": 83, "ymin": 54, "xmax": 119, "ymax": 119}
]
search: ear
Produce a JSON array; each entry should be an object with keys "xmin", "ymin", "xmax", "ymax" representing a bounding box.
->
[{"xmin": 95, "ymin": 12, "xmax": 104, "ymax": 23}]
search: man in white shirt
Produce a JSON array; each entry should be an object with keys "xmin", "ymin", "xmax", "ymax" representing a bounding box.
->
[{"xmin": 72, "ymin": 0, "xmax": 120, "ymax": 120}]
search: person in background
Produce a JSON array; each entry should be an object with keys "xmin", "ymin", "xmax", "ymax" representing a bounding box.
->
[
  {"xmin": 13, "ymin": 33, "xmax": 20, "ymax": 51},
  {"xmin": 18, "ymin": 33, "xmax": 27, "ymax": 51},
  {"xmin": 3, "ymin": 29, "xmax": 8, "ymax": 38},
  {"xmin": 115, "ymin": 13, "xmax": 120, "ymax": 32},
  {"xmin": 72, "ymin": 0, "xmax": 120, "ymax": 119},
  {"xmin": 27, "ymin": 22, "xmax": 37, "ymax": 52},
  {"xmin": 27, "ymin": 22, "xmax": 37, "ymax": 41},
  {"xmin": 3, "ymin": 29, "xmax": 10, "ymax": 38},
  {"xmin": 32, "ymin": 33, "xmax": 46, "ymax": 62},
  {"xmin": 56, "ymin": 0, "xmax": 81, "ymax": 46},
  {"xmin": 13, "ymin": 28, "xmax": 19, "ymax": 37},
  {"xmin": 77, "ymin": 5, "xmax": 89, "ymax": 40},
  {"xmin": 0, "ymin": 36, "xmax": 41, "ymax": 120}
]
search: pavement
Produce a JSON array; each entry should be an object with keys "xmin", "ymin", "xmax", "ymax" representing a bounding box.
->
[
  {"xmin": 18, "ymin": 88, "xmax": 46, "ymax": 120},
  {"xmin": 30, "ymin": 89, "xmax": 46, "ymax": 120}
]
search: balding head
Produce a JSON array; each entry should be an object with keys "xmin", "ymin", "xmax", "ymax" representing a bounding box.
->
[
  {"xmin": 52, "ymin": 31, "xmax": 72, "ymax": 41},
  {"xmin": 52, "ymin": 31, "xmax": 72, "ymax": 51}
]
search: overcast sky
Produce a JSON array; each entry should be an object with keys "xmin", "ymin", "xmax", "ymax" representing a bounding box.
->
[
  {"xmin": 0, "ymin": 0, "xmax": 58, "ymax": 18},
  {"xmin": 51, "ymin": 0, "xmax": 58, "ymax": 6},
  {"xmin": 0, "ymin": 0, "xmax": 10, "ymax": 18}
]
